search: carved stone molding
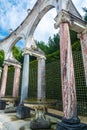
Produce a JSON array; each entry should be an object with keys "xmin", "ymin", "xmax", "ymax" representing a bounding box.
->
[
  {"xmin": 22, "ymin": 48, "xmax": 46, "ymax": 59},
  {"xmin": 4, "ymin": 60, "xmax": 21, "ymax": 68},
  {"xmin": 54, "ymin": 10, "xmax": 87, "ymax": 33}
]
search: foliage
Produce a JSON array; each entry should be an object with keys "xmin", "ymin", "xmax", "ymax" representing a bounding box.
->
[
  {"xmin": 0, "ymin": 51, "xmax": 4, "ymax": 66},
  {"xmin": 72, "ymin": 41, "xmax": 81, "ymax": 51},
  {"xmin": 12, "ymin": 46, "xmax": 23, "ymax": 63},
  {"xmin": 46, "ymin": 50, "xmax": 60, "ymax": 63},
  {"xmin": 36, "ymin": 41, "xmax": 49, "ymax": 54},
  {"xmin": 70, "ymin": 30, "xmax": 78, "ymax": 44},
  {"xmin": 83, "ymin": 7, "xmax": 87, "ymax": 21},
  {"xmin": 47, "ymin": 33, "xmax": 60, "ymax": 54},
  {"xmin": 36, "ymin": 33, "xmax": 60, "ymax": 55}
]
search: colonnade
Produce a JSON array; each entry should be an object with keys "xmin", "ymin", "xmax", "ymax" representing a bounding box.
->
[
  {"xmin": 20, "ymin": 48, "xmax": 46, "ymax": 103},
  {"xmin": 0, "ymin": 61, "xmax": 21, "ymax": 98},
  {"xmin": 0, "ymin": 48, "xmax": 46, "ymax": 103},
  {"xmin": 55, "ymin": 9, "xmax": 87, "ymax": 129},
  {"xmin": 0, "ymin": 11, "xmax": 87, "ymax": 130}
]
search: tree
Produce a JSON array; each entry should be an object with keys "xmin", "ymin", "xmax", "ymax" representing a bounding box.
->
[
  {"xmin": 12, "ymin": 46, "xmax": 23, "ymax": 63},
  {"xmin": 36, "ymin": 33, "xmax": 60, "ymax": 55},
  {"xmin": 83, "ymin": 7, "xmax": 87, "ymax": 21},
  {"xmin": 36, "ymin": 41, "xmax": 49, "ymax": 54},
  {"xmin": 47, "ymin": 33, "xmax": 60, "ymax": 54},
  {"xmin": 0, "ymin": 50, "xmax": 4, "ymax": 66},
  {"xmin": 70, "ymin": 30, "xmax": 78, "ymax": 44}
]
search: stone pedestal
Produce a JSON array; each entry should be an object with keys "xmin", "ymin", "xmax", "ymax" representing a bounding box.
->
[
  {"xmin": 0, "ymin": 100, "xmax": 6, "ymax": 110},
  {"xmin": 37, "ymin": 58, "xmax": 46, "ymax": 100},
  {"xmin": 0, "ymin": 64, "xmax": 8, "ymax": 97},
  {"xmin": 13, "ymin": 65, "xmax": 21, "ymax": 98},
  {"xmin": 30, "ymin": 104, "xmax": 50, "ymax": 129},
  {"xmin": 30, "ymin": 118, "xmax": 50, "ymax": 129},
  {"xmin": 16, "ymin": 104, "xmax": 30, "ymax": 119},
  {"xmin": 56, "ymin": 118, "xmax": 87, "ymax": 130}
]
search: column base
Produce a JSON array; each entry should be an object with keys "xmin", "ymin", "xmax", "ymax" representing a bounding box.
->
[
  {"xmin": 56, "ymin": 118, "xmax": 87, "ymax": 130},
  {"xmin": 0, "ymin": 99, "xmax": 6, "ymax": 110},
  {"xmin": 30, "ymin": 118, "xmax": 51, "ymax": 129},
  {"xmin": 16, "ymin": 104, "xmax": 30, "ymax": 119}
]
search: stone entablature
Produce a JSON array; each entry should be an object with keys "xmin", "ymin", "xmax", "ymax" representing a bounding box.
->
[
  {"xmin": 4, "ymin": 60, "xmax": 21, "ymax": 68},
  {"xmin": 54, "ymin": 10, "xmax": 87, "ymax": 32},
  {"xmin": 22, "ymin": 48, "xmax": 46, "ymax": 59}
]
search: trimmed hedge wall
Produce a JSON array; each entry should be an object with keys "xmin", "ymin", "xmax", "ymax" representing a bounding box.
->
[{"xmin": 0, "ymin": 45, "xmax": 87, "ymax": 116}]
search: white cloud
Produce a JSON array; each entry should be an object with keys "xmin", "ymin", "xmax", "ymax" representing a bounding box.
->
[
  {"xmin": 34, "ymin": 9, "xmax": 58, "ymax": 43},
  {"xmin": 72, "ymin": 0, "xmax": 87, "ymax": 15},
  {"xmin": 0, "ymin": 0, "xmax": 33, "ymax": 30},
  {"xmin": 0, "ymin": 0, "xmax": 87, "ymax": 44}
]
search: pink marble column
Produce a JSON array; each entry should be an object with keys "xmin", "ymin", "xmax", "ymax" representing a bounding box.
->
[
  {"xmin": 13, "ymin": 66, "xmax": 21, "ymax": 98},
  {"xmin": 80, "ymin": 32, "xmax": 87, "ymax": 86},
  {"xmin": 0, "ymin": 64, "xmax": 8, "ymax": 97},
  {"xmin": 60, "ymin": 23, "xmax": 77, "ymax": 119}
]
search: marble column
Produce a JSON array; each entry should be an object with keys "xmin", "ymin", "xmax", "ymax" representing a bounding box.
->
[
  {"xmin": 20, "ymin": 54, "xmax": 29, "ymax": 103},
  {"xmin": 0, "ymin": 67, "xmax": 2, "ymax": 79},
  {"xmin": 60, "ymin": 22, "xmax": 77, "ymax": 119},
  {"xmin": 79, "ymin": 31, "xmax": 87, "ymax": 86},
  {"xmin": 37, "ymin": 58, "xmax": 45, "ymax": 100},
  {"xmin": 13, "ymin": 65, "xmax": 21, "ymax": 98},
  {"xmin": 56, "ymin": 22, "xmax": 84, "ymax": 130},
  {"xmin": 0, "ymin": 64, "xmax": 8, "ymax": 97}
]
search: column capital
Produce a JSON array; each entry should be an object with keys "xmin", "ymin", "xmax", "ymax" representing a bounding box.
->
[
  {"xmin": 54, "ymin": 11, "xmax": 71, "ymax": 29},
  {"xmin": 77, "ymin": 27, "xmax": 87, "ymax": 39},
  {"xmin": 54, "ymin": 10, "xmax": 86, "ymax": 33},
  {"xmin": 4, "ymin": 60, "xmax": 21, "ymax": 68},
  {"xmin": 22, "ymin": 48, "xmax": 30, "ymax": 55},
  {"xmin": 23, "ymin": 47, "xmax": 46, "ymax": 59},
  {"xmin": 81, "ymin": 27, "xmax": 87, "ymax": 35},
  {"xmin": 77, "ymin": 33, "xmax": 82, "ymax": 39},
  {"xmin": 37, "ymin": 56, "xmax": 46, "ymax": 61}
]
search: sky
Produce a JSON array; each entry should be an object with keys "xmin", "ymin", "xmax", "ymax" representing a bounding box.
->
[{"xmin": 0, "ymin": 0, "xmax": 87, "ymax": 49}]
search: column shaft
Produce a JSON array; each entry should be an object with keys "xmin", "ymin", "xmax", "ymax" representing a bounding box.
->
[
  {"xmin": 80, "ymin": 33, "xmax": 87, "ymax": 86},
  {"xmin": 60, "ymin": 23, "xmax": 77, "ymax": 119},
  {"xmin": 13, "ymin": 66, "xmax": 21, "ymax": 98},
  {"xmin": 0, "ymin": 68, "xmax": 2, "ymax": 79},
  {"xmin": 20, "ymin": 55, "xmax": 29, "ymax": 103},
  {"xmin": 0, "ymin": 64, "xmax": 8, "ymax": 97},
  {"xmin": 37, "ymin": 58, "xmax": 45, "ymax": 100}
]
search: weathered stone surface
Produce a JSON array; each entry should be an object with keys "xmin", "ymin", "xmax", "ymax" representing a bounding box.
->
[
  {"xmin": 0, "ymin": 64, "xmax": 8, "ymax": 97},
  {"xmin": 20, "ymin": 55, "xmax": 29, "ymax": 103},
  {"xmin": 0, "ymin": 67, "xmax": 2, "ymax": 79},
  {"xmin": 60, "ymin": 22, "xmax": 77, "ymax": 119},
  {"xmin": 56, "ymin": 118, "xmax": 87, "ymax": 130},
  {"xmin": 16, "ymin": 104, "xmax": 30, "ymax": 119},
  {"xmin": 13, "ymin": 66, "xmax": 21, "ymax": 98},
  {"xmin": 80, "ymin": 32, "xmax": 87, "ymax": 86},
  {"xmin": 5, "ymin": 103, "xmax": 16, "ymax": 113},
  {"xmin": 37, "ymin": 58, "xmax": 46, "ymax": 100},
  {"xmin": 30, "ymin": 118, "xmax": 51, "ymax": 129},
  {"xmin": 0, "ymin": 100, "xmax": 6, "ymax": 110}
]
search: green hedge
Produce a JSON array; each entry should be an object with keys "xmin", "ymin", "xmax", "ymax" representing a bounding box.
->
[{"xmin": 0, "ymin": 41, "xmax": 87, "ymax": 116}]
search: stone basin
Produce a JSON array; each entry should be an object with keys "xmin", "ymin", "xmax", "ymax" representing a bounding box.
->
[{"xmin": 24, "ymin": 99, "xmax": 58, "ymax": 129}]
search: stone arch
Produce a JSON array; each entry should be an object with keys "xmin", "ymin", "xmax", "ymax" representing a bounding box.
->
[
  {"xmin": 4, "ymin": 36, "xmax": 24, "ymax": 61},
  {"xmin": 28, "ymin": 5, "xmax": 55, "ymax": 36}
]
